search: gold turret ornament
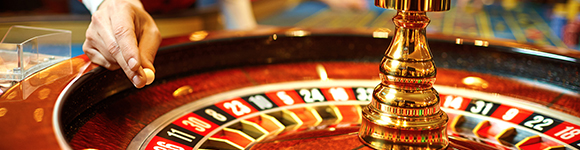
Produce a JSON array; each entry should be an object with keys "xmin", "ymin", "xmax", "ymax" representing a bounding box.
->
[{"xmin": 358, "ymin": 0, "xmax": 451, "ymax": 149}]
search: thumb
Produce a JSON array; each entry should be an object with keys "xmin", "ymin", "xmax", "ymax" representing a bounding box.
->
[{"xmin": 139, "ymin": 28, "xmax": 160, "ymax": 85}]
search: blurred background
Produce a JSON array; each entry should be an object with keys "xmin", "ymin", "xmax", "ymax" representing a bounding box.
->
[{"xmin": 1, "ymin": 0, "xmax": 580, "ymax": 57}]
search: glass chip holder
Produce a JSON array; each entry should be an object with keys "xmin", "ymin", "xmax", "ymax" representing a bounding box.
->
[{"xmin": 0, "ymin": 26, "xmax": 71, "ymax": 93}]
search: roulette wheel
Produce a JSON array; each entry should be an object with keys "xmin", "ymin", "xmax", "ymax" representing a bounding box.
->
[{"xmin": 1, "ymin": 0, "xmax": 580, "ymax": 149}]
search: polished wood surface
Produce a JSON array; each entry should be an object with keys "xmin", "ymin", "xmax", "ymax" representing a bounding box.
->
[
  {"xmin": 0, "ymin": 55, "xmax": 97, "ymax": 150},
  {"xmin": 69, "ymin": 61, "xmax": 579, "ymax": 149}
]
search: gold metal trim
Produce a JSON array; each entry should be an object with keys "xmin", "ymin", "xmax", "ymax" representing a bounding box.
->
[
  {"xmin": 375, "ymin": 0, "xmax": 451, "ymax": 12},
  {"xmin": 544, "ymin": 145, "xmax": 566, "ymax": 150},
  {"xmin": 268, "ymin": 109, "xmax": 304, "ymax": 131},
  {"xmin": 205, "ymin": 137, "xmax": 245, "ymax": 150},
  {"xmin": 472, "ymin": 120, "xmax": 490, "ymax": 138},
  {"xmin": 515, "ymin": 135, "xmax": 541, "ymax": 150},
  {"xmin": 260, "ymin": 114, "xmax": 286, "ymax": 134},
  {"xmin": 305, "ymin": 106, "xmax": 323, "ymax": 126},
  {"xmin": 239, "ymin": 120, "xmax": 269, "ymax": 141},
  {"xmin": 449, "ymin": 115, "xmax": 465, "ymax": 133},
  {"xmin": 495, "ymin": 127, "xmax": 516, "ymax": 146}
]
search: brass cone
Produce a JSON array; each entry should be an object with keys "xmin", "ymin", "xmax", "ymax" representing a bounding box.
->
[{"xmin": 359, "ymin": 0, "xmax": 451, "ymax": 149}]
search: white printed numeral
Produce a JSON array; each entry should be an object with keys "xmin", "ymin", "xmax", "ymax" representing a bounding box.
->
[
  {"xmin": 248, "ymin": 95, "xmax": 273, "ymax": 110},
  {"xmin": 501, "ymin": 108, "xmax": 519, "ymax": 121},
  {"xmin": 167, "ymin": 128, "xmax": 196, "ymax": 142},
  {"xmin": 329, "ymin": 87, "xmax": 349, "ymax": 101},
  {"xmin": 153, "ymin": 141, "xmax": 185, "ymax": 150},
  {"xmin": 355, "ymin": 87, "xmax": 373, "ymax": 101},
  {"xmin": 443, "ymin": 95, "xmax": 463, "ymax": 110},
  {"xmin": 205, "ymin": 109, "xmax": 227, "ymax": 122},
  {"xmin": 469, "ymin": 101, "xmax": 493, "ymax": 115},
  {"xmin": 300, "ymin": 88, "xmax": 325, "ymax": 103},
  {"xmin": 554, "ymin": 126, "xmax": 580, "ymax": 140},
  {"xmin": 223, "ymin": 100, "xmax": 252, "ymax": 116},
  {"xmin": 276, "ymin": 91, "xmax": 295, "ymax": 105},
  {"xmin": 523, "ymin": 115, "xmax": 554, "ymax": 131},
  {"xmin": 182, "ymin": 117, "xmax": 211, "ymax": 132}
]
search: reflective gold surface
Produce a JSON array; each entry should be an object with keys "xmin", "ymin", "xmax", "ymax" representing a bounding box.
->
[
  {"xmin": 359, "ymin": 0, "xmax": 450, "ymax": 149},
  {"xmin": 375, "ymin": 0, "xmax": 450, "ymax": 12},
  {"xmin": 173, "ymin": 85, "xmax": 194, "ymax": 97}
]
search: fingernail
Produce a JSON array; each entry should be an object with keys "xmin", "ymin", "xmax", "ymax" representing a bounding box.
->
[
  {"xmin": 143, "ymin": 68, "xmax": 155, "ymax": 85},
  {"xmin": 128, "ymin": 58, "xmax": 137, "ymax": 69},
  {"xmin": 132, "ymin": 75, "xmax": 141, "ymax": 87}
]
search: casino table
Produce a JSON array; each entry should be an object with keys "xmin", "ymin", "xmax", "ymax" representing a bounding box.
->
[
  {"xmin": 259, "ymin": 1, "xmax": 580, "ymax": 50},
  {"xmin": 1, "ymin": 0, "xmax": 580, "ymax": 150}
]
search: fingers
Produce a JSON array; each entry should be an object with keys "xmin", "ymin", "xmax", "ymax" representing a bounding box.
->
[
  {"xmin": 110, "ymin": 3, "xmax": 141, "ymax": 72},
  {"xmin": 83, "ymin": 23, "xmax": 121, "ymax": 70},
  {"xmin": 98, "ymin": 2, "xmax": 146, "ymax": 88},
  {"xmin": 139, "ymin": 28, "xmax": 160, "ymax": 85},
  {"xmin": 138, "ymin": 26, "xmax": 160, "ymax": 85},
  {"xmin": 82, "ymin": 0, "xmax": 161, "ymax": 88},
  {"xmin": 85, "ymin": 1, "xmax": 147, "ymax": 88},
  {"xmin": 83, "ymin": 47, "xmax": 121, "ymax": 70},
  {"xmin": 138, "ymin": 22, "xmax": 161, "ymax": 71},
  {"xmin": 137, "ymin": 14, "xmax": 161, "ymax": 85}
]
